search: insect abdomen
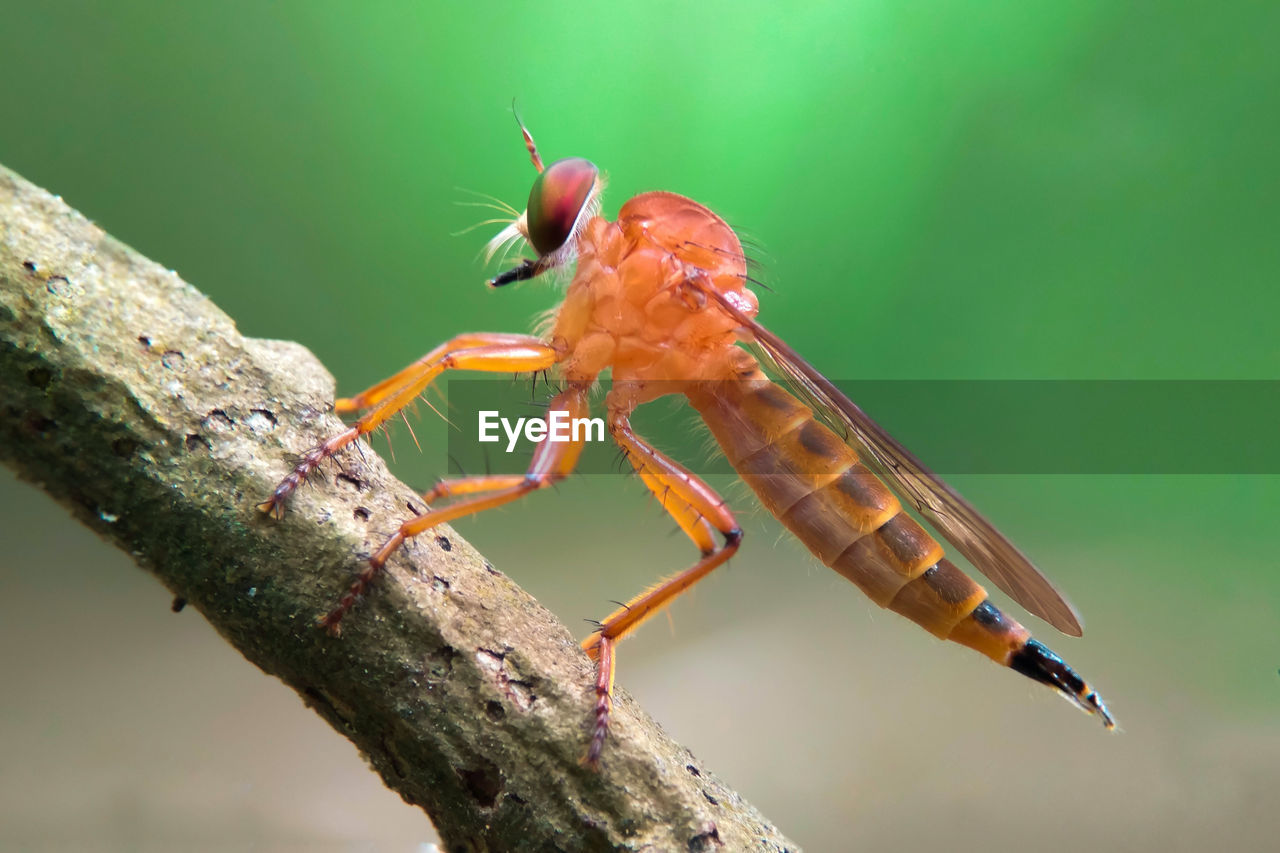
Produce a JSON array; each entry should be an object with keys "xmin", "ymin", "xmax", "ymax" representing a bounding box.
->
[{"xmin": 689, "ymin": 374, "xmax": 1029, "ymax": 664}]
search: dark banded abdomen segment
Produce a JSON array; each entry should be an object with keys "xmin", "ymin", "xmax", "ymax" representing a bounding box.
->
[
  {"xmin": 688, "ymin": 370, "xmax": 1113, "ymax": 724},
  {"xmin": 831, "ymin": 512, "xmax": 942, "ymax": 606},
  {"xmin": 887, "ymin": 558, "xmax": 985, "ymax": 638},
  {"xmin": 693, "ymin": 377, "xmax": 902, "ymax": 569},
  {"xmin": 694, "ymin": 380, "xmax": 946, "ymax": 596},
  {"xmin": 839, "ymin": 519, "xmax": 1028, "ymax": 662},
  {"xmin": 688, "ymin": 374, "xmax": 1034, "ymax": 663}
]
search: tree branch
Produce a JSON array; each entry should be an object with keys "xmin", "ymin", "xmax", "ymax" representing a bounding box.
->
[{"xmin": 0, "ymin": 164, "xmax": 798, "ymax": 852}]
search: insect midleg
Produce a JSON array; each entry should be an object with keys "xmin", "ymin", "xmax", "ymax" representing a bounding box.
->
[
  {"xmin": 257, "ymin": 335, "xmax": 559, "ymax": 519},
  {"xmin": 580, "ymin": 408, "xmax": 742, "ymax": 765},
  {"xmin": 334, "ymin": 333, "xmax": 547, "ymax": 415},
  {"xmin": 319, "ymin": 384, "xmax": 591, "ymax": 633}
]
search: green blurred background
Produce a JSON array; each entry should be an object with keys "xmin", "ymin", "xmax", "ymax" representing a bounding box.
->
[{"xmin": 2, "ymin": 2, "xmax": 1278, "ymax": 850}]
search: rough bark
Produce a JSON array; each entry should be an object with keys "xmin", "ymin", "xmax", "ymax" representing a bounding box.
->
[{"xmin": 0, "ymin": 164, "xmax": 798, "ymax": 852}]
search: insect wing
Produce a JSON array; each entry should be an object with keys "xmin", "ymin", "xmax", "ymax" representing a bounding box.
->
[{"xmin": 700, "ymin": 285, "xmax": 1084, "ymax": 636}]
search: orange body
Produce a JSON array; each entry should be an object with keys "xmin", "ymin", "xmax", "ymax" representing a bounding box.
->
[
  {"xmin": 553, "ymin": 190, "xmax": 1030, "ymax": 667},
  {"xmin": 263, "ymin": 162, "xmax": 1112, "ymax": 766},
  {"xmin": 552, "ymin": 191, "xmax": 756, "ymax": 385}
]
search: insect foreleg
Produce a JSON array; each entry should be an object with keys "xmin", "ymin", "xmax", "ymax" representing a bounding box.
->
[
  {"xmin": 421, "ymin": 474, "xmax": 531, "ymax": 505},
  {"xmin": 334, "ymin": 333, "xmax": 548, "ymax": 415},
  {"xmin": 318, "ymin": 384, "xmax": 590, "ymax": 633},
  {"xmin": 581, "ymin": 407, "xmax": 742, "ymax": 766},
  {"xmin": 258, "ymin": 334, "xmax": 559, "ymax": 518}
]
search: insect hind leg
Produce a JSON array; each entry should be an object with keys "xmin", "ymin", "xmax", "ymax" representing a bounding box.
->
[{"xmin": 581, "ymin": 407, "xmax": 742, "ymax": 766}]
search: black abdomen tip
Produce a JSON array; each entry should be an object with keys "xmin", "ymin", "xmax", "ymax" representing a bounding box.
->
[{"xmin": 1010, "ymin": 639, "xmax": 1115, "ymax": 729}]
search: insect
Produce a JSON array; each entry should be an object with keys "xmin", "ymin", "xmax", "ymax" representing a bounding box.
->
[{"xmin": 259, "ymin": 119, "xmax": 1114, "ymax": 765}]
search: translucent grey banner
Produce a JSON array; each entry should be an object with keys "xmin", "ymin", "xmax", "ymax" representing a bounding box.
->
[{"xmin": 441, "ymin": 379, "xmax": 1280, "ymax": 476}]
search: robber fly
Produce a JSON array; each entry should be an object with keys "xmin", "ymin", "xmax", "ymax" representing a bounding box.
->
[{"xmin": 260, "ymin": 119, "xmax": 1113, "ymax": 765}]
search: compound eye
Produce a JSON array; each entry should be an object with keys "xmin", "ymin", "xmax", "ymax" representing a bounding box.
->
[{"xmin": 526, "ymin": 157, "xmax": 598, "ymax": 256}]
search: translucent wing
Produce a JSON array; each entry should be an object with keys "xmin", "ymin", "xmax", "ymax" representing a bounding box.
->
[{"xmin": 701, "ymin": 284, "xmax": 1084, "ymax": 636}]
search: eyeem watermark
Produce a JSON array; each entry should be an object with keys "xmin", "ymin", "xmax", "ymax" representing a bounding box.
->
[
  {"xmin": 478, "ymin": 410, "xmax": 606, "ymax": 453},
  {"xmin": 449, "ymin": 379, "xmax": 1280, "ymax": 474}
]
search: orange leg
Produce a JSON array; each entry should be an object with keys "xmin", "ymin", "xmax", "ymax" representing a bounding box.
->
[
  {"xmin": 582, "ymin": 407, "xmax": 742, "ymax": 766},
  {"xmin": 334, "ymin": 333, "xmax": 547, "ymax": 415},
  {"xmin": 422, "ymin": 474, "xmax": 529, "ymax": 505},
  {"xmin": 258, "ymin": 334, "xmax": 559, "ymax": 519},
  {"xmin": 318, "ymin": 384, "xmax": 591, "ymax": 633}
]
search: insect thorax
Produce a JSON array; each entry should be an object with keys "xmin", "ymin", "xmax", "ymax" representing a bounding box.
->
[{"xmin": 550, "ymin": 192, "xmax": 756, "ymax": 384}]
